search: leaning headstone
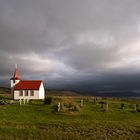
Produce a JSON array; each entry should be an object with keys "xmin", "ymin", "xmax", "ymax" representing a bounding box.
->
[
  {"xmin": 81, "ymin": 99, "xmax": 83, "ymax": 107},
  {"xmin": 134, "ymin": 104, "xmax": 137, "ymax": 112},
  {"xmin": 58, "ymin": 102, "xmax": 61, "ymax": 112},
  {"xmin": 106, "ymin": 103, "xmax": 108, "ymax": 112},
  {"xmin": 93, "ymin": 98, "xmax": 96, "ymax": 104}
]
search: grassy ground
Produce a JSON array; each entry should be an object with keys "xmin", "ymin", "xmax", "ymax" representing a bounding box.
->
[{"xmin": 0, "ymin": 94, "xmax": 140, "ymax": 140}]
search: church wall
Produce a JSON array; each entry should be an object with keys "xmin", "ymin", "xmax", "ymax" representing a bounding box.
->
[
  {"xmin": 14, "ymin": 90, "xmax": 39, "ymax": 99},
  {"xmin": 39, "ymin": 82, "xmax": 45, "ymax": 99}
]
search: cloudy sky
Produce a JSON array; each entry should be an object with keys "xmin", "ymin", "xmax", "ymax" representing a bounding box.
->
[{"xmin": 1, "ymin": 0, "xmax": 140, "ymax": 95}]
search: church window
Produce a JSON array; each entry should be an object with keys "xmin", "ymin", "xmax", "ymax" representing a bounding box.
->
[
  {"xmin": 30, "ymin": 90, "xmax": 34, "ymax": 96},
  {"xmin": 25, "ymin": 90, "xmax": 28, "ymax": 96},
  {"xmin": 19, "ymin": 91, "xmax": 23, "ymax": 96}
]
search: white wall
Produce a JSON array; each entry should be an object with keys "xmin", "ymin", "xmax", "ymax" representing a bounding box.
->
[
  {"xmin": 11, "ymin": 79, "xmax": 20, "ymax": 88},
  {"xmin": 39, "ymin": 82, "xmax": 45, "ymax": 99},
  {"xmin": 14, "ymin": 90, "xmax": 39, "ymax": 100}
]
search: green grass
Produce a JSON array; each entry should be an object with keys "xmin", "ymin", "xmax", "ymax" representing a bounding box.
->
[{"xmin": 0, "ymin": 94, "xmax": 140, "ymax": 140}]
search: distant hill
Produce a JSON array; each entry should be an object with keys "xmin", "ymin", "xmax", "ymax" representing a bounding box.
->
[
  {"xmin": 46, "ymin": 89, "xmax": 80, "ymax": 96},
  {"xmin": 0, "ymin": 87, "xmax": 10, "ymax": 94}
]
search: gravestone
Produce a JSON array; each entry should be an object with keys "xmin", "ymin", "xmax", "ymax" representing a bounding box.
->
[
  {"xmin": 58, "ymin": 102, "xmax": 61, "ymax": 112},
  {"xmin": 81, "ymin": 100, "xmax": 83, "ymax": 107}
]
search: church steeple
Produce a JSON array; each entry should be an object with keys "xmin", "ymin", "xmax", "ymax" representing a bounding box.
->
[
  {"xmin": 10, "ymin": 64, "xmax": 20, "ymax": 88},
  {"xmin": 11, "ymin": 64, "xmax": 20, "ymax": 80}
]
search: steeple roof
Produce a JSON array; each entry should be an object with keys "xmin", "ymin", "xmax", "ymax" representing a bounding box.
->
[{"xmin": 10, "ymin": 64, "xmax": 20, "ymax": 80}]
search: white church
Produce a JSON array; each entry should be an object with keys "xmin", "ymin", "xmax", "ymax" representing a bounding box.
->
[{"xmin": 10, "ymin": 65, "xmax": 45, "ymax": 100}]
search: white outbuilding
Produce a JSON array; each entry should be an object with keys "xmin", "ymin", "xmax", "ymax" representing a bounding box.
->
[{"xmin": 10, "ymin": 65, "xmax": 45, "ymax": 100}]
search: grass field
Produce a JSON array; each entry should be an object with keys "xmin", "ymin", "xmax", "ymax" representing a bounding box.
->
[{"xmin": 0, "ymin": 92, "xmax": 140, "ymax": 140}]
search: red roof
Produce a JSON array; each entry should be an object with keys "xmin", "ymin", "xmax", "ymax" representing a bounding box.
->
[{"xmin": 14, "ymin": 80, "xmax": 42, "ymax": 90}]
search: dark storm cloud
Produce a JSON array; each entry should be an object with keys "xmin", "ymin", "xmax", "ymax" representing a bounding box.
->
[{"xmin": 0, "ymin": 0, "xmax": 140, "ymax": 95}]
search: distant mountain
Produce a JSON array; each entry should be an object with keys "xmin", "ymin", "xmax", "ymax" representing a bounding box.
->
[{"xmin": 46, "ymin": 89, "xmax": 79, "ymax": 96}]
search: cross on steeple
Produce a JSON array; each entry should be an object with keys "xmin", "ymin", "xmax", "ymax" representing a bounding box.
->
[{"xmin": 15, "ymin": 64, "xmax": 17, "ymax": 69}]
